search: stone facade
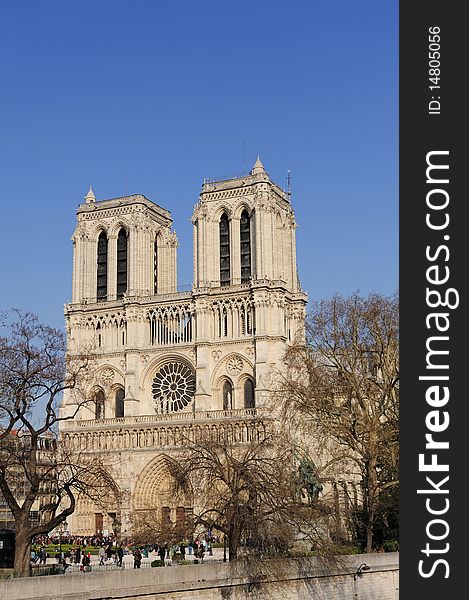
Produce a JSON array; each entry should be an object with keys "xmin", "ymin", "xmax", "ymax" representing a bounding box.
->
[{"xmin": 60, "ymin": 158, "xmax": 307, "ymax": 537}]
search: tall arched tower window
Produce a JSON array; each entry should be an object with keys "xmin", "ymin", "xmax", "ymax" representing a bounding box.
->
[
  {"xmin": 240, "ymin": 209, "xmax": 251, "ymax": 283},
  {"xmin": 97, "ymin": 231, "xmax": 108, "ymax": 301},
  {"xmin": 117, "ymin": 228, "xmax": 128, "ymax": 299},
  {"xmin": 223, "ymin": 380, "xmax": 233, "ymax": 410},
  {"xmin": 220, "ymin": 213, "xmax": 230, "ymax": 286},
  {"xmin": 115, "ymin": 388, "xmax": 125, "ymax": 418}
]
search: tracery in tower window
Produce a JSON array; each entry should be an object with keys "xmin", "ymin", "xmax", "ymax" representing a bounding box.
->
[
  {"xmin": 117, "ymin": 228, "xmax": 128, "ymax": 299},
  {"xmin": 219, "ymin": 213, "xmax": 230, "ymax": 286},
  {"xmin": 240, "ymin": 209, "xmax": 251, "ymax": 283},
  {"xmin": 97, "ymin": 231, "xmax": 108, "ymax": 301},
  {"xmin": 151, "ymin": 362, "xmax": 196, "ymax": 413}
]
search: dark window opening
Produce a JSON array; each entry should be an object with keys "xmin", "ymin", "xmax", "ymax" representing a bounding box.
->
[
  {"xmin": 115, "ymin": 388, "xmax": 125, "ymax": 418},
  {"xmin": 240, "ymin": 210, "xmax": 251, "ymax": 283},
  {"xmin": 244, "ymin": 378, "xmax": 255, "ymax": 409},
  {"xmin": 97, "ymin": 232, "xmax": 108, "ymax": 301},
  {"xmin": 117, "ymin": 229, "xmax": 128, "ymax": 299},
  {"xmin": 247, "ymin": 309, "xmax": 253, "ymax": 334},
  {"xmin": 220, "ymin": 213, "xmax": 230, "ymax": 286},
  {"xmin": 95, "ymin": 390, "xmax": 105, "ymax": 419}
]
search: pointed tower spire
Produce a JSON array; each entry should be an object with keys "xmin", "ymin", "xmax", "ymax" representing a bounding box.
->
[
  {"xmin": 251, "ymin": 155, "xmax": 265, "ymax": 175},
  {"xmin": 84, "ymin": 185, "xmax": 96, "ymax": 203}
]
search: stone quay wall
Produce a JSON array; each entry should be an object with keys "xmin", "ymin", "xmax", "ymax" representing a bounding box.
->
[{"xmin": 0, "ymin": 553, "xmax": 399, "ymax": 600}]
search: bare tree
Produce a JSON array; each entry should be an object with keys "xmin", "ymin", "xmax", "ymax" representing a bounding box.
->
[
  {"xmin": 0, "ymin": 310, "xmax": 112, "ymax": 575},
  {"xmin": 279, "ymin": 292, "xmax": 399, "ymax": 553},
  {"xmin": 131, "ymin": 509, "xmax": 192, "ymax": 548},
  {"xmin": 174, "ymin": 425, "xmax": 334, "ymax": 562}
]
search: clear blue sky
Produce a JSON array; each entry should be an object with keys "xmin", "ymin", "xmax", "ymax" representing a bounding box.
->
[{"xmin": 0, "ymin": 0, "xmax": 397, "ymax": 330}]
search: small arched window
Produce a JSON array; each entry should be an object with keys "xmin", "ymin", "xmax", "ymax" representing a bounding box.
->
[
  {"xmin": 95, "ymin": 390, "xmax": 105, "ymax": 419},
  {"xmin": 240, "ymin": 210, "xmax": 251, "ymax": 283},
  {"xmin": 220, "ymin": 213, "xmax": 230, "ymax": 286},
  {"xmin": 117, "ymin": 228, "xmax": 128, "ymax": 299},
  {"xmin": 97, "ymin": 231, "xmax": 108, "ymax": 301},
  {"xmin": 115, "ymin": 388, "xmax": 125, "ymax": 418},
  {"xmin": 223, "ymin": 380, "xmax": 233, "ymax": 410},
  {"xmin": 244, "ymin": 378, "xmax": 255, "ymax": 409}
]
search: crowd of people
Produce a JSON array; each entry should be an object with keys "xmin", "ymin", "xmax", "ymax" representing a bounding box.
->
[
  {"xmin": 30, "ymin": 534, "xmax": 220, "ymax": 572},
  {"xmin": 32, "ymin": 533, "xmax": 117, "ymax": 548}
]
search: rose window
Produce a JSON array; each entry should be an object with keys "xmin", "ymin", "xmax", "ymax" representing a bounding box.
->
[
  {"xmin": 151, "ymin": 362, "xmax": 195, "ymax": 413},
  {"xmin": 227, "ymin": 356, "xmax": 243, "ymax": 375}
]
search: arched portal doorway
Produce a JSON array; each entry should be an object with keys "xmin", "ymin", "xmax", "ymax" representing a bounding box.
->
[
  {"xmin": 70, "ymin": 471, "xmax": 121, "ymax": 540},
  {"xmin": 133, "ymin": 455, "xmax": 193, "ymax": 543}
]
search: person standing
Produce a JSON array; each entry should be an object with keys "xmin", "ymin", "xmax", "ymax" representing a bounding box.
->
[
  {"xmin": 81, "ymin": 552, "xmax": 91, "ymax": 572},
  {"xmin": 105, "ymin": 545, "xmax": 113, "ymax": 562},
  {"xmin": 117, "ymin": 545, "xmax": 124, "ymax": 567},
  {"xmin": 133, "ymin": 548, "xmax": 142, "ymax": 569}
]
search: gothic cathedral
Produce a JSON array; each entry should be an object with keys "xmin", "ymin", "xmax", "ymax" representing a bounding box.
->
[{"xmin": 60, "ymin": 158, "xmax": 307, "ymax": 537}]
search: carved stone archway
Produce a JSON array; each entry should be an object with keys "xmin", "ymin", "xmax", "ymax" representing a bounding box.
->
[
  {"xmin": 132, "ymin": 454, "xmax": 193, "ymax": 540},
  {"xmin": 71, "ymin": 471, "xmax": 121, "ymax": 538}
]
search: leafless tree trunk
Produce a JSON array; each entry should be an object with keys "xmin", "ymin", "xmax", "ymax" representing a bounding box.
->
[{"xmin": 0, "ymin": 310, "xmax": 113, "ymax": 576}]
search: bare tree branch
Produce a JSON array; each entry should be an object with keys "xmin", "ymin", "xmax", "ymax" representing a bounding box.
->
[
  {"xmin": 277, "ymin": 291, "xmax": 399, "ymax": 553},
  {"xmin": 0, "ymin": 309, "xmax": 113, "ymax": 576}
]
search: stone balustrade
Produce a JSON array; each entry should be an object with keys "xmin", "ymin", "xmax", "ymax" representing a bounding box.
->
[
  {"xmin": 61, "ymin": 408, "xmax": 259, "ymax": 430},
  {"xmin": 60, "ymin": 408, "xmax": 269, "ymax": 452}
]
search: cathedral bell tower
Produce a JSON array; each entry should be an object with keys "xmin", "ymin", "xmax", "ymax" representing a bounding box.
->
[
  {"xmin": 71, "ymin": 189, "xmax": 177, "ymax": 306},
  {"xmin": 192, "ymin": 157, "xmax": 301, "ymax": 292},
  {"xmin": 190, "ymin": 157, "xmax": 307, "ymax": 410}
]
